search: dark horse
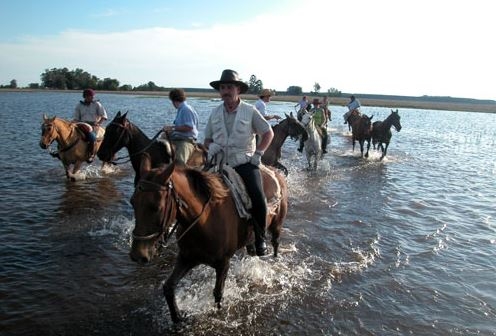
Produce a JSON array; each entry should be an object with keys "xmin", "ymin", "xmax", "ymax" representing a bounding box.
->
[
  {"xmin": 97, "ymin": 111, "xmax": 206, "ymax": 186},
  {"xmin": 262, "ymin": 112, "xmax": 307, "ymax": 176},
  {"xmin": 371, "ymin": 109, "xmax": 402, "ymax": 160},
  {"xmin": 130, "ymin": 153, "xmax": 288, "ymax": 323},
  {"xmin": 349, "ymin": 112, "xmax": 373, "ymax": 158}
]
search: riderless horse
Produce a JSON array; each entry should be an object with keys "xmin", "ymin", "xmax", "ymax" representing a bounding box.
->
[
  {"xmin": 39, "ymin": 114, "xmax": 105, "ymax": 181},
  {"xmin": 300, "ymin": 111, "xmax": 323, "ymax": 170},
  {"xmin": 371, "ymin": 109, "xmax": 402, "ymax": 160},
  {"xmin": 261, "ymin": 112, "xmax": 307, "ymax": 175},
  {"xmin": 349, "ymin": 112, "xmax": 373, "ymax": 158},
  {"xmin": 129, "ymin": 153, "xmax": 288, "ymax": 323},
  {"xmin": 97, "ymin": 111, "xmax": 206, "ymax": 186}
]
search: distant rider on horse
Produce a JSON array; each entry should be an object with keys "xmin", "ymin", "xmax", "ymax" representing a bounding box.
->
[
  {"xmin": 343, "ymin": 95, "xmax": 361, "ymax": 125},
  {"xmin": 297, "ymin": 98, "xmax": 328, "ymax": 154},
  {"xmin": 73, "ymin": 88, "xmax": 107, "ymax": 162}
]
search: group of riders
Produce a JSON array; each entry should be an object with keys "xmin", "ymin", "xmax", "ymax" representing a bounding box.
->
[{"xmin": 70, "ymin": 70, "xmax": 361, "ymax": 257}]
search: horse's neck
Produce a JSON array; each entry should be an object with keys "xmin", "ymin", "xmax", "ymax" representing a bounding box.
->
[
  {"xmin": 127, "ymin": 124, "xmax": 153, "ymax": 153},
  {"xmin": 382, "ymin": 116, "xmax": 394, "ymax": 130},
  {"xmin": 270, "ymin": 124, "xmax": 289, "ymax": 148},
  {"xmin": 55, "ymin": 119, "xmax": 78, "ymax": 145}
]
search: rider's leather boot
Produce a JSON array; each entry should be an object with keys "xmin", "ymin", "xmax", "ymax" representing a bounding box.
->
[{"xmin": 253, "ymin": 223, "xmax": 267, "ymax": 256}]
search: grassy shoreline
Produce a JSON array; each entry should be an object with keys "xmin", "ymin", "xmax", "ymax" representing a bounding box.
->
[{"xmin": 3, "ymin": 88, "xmax": 495, "ymax": 113}]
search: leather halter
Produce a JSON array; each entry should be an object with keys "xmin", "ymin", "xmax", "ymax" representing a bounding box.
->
[
  {"xmin": 43, "ymin": 120, "xmax": 81, "ymax": 153},
  {"xmin": 131, "ymin": 178, "xmax": 210, "ymax": 244}
]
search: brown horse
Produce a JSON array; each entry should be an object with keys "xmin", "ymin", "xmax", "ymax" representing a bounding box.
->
[
  {"xmin": 129, "ymin": 153, "xmax": 288, "ymax": 323},
  {"xmin": 372, "ymin": 109, "xmax": 402, "ymax": 160},
  {"xmin": 262, "ymin": 112, "xmax": 307, "ymax": 176},
  {"xmin": 349, "ymin": 112, "xmax": 373, "ymax": 158},
  {"xmin": 97, "ymin": 111, "xmax": 206, "ymax": 186},
  {"xmin": 39, "ymin": 114, "xmax": 105, "ymax": 180}
]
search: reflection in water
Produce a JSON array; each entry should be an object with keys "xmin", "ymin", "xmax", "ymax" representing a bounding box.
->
[{"xmin": 56, "ymin": 177, "xmax": 124, "ymax": 217}]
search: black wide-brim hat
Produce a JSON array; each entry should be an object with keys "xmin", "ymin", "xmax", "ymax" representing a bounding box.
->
[{"xmin": 210, "ymin": 69, "xmax": 249, "ymax": 94}]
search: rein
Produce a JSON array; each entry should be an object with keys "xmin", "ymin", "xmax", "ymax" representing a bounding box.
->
[
  {"xmin": 109, "ymin": 121, "xmax": 164, "ymax": 165},
  {"xmin": 46, "ymin": 122, "xmax": 80, "ymax": 157},
  {"xmin": 132, "ymin": 178, "xmax": 210, "ymax": 245}
]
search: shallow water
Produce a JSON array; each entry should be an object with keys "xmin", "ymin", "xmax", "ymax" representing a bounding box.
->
[{"xmin": 1, "ymin": 91, "xmax": 495, "ymax": 335}]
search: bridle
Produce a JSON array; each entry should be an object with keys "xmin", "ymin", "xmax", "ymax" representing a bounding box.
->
[
  {"xmin": 131, "ymin": 178, "xmax": 210, "ymax": 245},
  {"xmin": 105, "ymin": 120, "xmax": 164, "ymax": 165},
  {"xmin": 41, "ymin": 120, "xmax": 80, "ymax": 155}
]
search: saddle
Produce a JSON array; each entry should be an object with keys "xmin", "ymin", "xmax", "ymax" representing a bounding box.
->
[
  {"xmin": 75, "ymin": 122, "xmax": 93, "ymax": 141},
  {"xmin": 207, "ymin": 158, "xmax": 282, "ymax": 219}
]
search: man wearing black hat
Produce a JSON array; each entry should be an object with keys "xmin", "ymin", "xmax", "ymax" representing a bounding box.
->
[
  {"xmin": 73, "ymin": 88, "xmax": 108, "ymax": 162},
  {"xmin": 204, "ymin": 69, "xmax": 274, "ymax": 256}
]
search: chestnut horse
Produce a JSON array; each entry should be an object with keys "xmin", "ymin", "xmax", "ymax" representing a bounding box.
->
[
  {"xmin": 39, "ymin": 114, "xmax": 105, "ymax": 181},
  {"xmin": 97, "ymin": 111, "xmax": 206, "ymax": 186},
  {"xmin": 371, "ymin": 109, "xmax": 402, "ymax": 160},
  {"xmin": 129, "ymin": 153, "xmax": 288, "ymax": 323},
  {"xmin": 262, "ymin": 112, "xmax": 307, "ymax": 175},
  {"xmin": 349, "ymin": 112, "xmax": 373, "ymax": 158}
]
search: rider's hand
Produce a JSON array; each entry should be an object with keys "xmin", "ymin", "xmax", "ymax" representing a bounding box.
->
[
  {"xmin": 250, "ymin": 150, "xmax": 263, "ymax": 166},
  {"xmin": 207, "ymin": 143, "xmax": 222, "ymax": 161}
]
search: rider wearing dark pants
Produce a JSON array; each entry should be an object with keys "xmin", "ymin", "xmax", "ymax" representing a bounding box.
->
[
  {"xmin": 234, "ymin": 162, "xmax": 267, "ymax": 249},
  {"xmin": 204, "ymin": 69, "xmax": 274, "ymax": 256}
]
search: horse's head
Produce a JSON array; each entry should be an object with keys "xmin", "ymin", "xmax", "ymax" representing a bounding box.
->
[
  {"xmin": 285, "ymin": 112, "xmax": 308, "ymax": 141},
  {"xmin": 129, "ymin": 153, "xmax": 177, "ymax": 264},
  {"xmin": 359, "ymin": 114, "xmax": 374, "ymax": 133},
  {"xmin": 39, "ymin": 114, "xmax": 58, "ymax": 149},
  {"xmin": 97, "ymin": 111, "xmax": 130, "ymax": 162},
  {"xmin": 390, "ymin": 109, "xmax": 402, "ymax": 132}
]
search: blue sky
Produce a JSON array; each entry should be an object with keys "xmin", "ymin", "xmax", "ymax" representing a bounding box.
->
[{"xmin": 1, "ymin": 0, "xmax": 495, "ymax": 100}]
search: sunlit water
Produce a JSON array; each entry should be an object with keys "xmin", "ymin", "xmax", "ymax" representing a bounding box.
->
[{"xmin": 1, "ymin": 91, "xmax": 495, "ymax": 335}]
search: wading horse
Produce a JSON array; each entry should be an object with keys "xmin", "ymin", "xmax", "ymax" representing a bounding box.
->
[
  {"xmin": 39, "ymin": 114, "xmax": 105, "ymax": 181},
  {"xmin": 262, "ymin": 112, "xmax": 307, "ymax": 176},
  {"xmin": 97, "ymin": 111, "xmax": 206, "ymax": 186},
  {"xmin": 130, "ymin": 153, "xmax": 288, "ymax": 323},
  {"xmin": 349, "ymin": 112, "xmax": 373, "ymax": 158},
  {"xmin": 372, "ymin": 109, "xmax": 402, "ymax": 160},
  {"xmin": 300, "ymin": 111, "xmax": 323, "ymax": 170}
]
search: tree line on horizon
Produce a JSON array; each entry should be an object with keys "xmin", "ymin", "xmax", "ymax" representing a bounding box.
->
[{"xmin": 1, "ymin": 67, "xmax": 344, "ymax": 97}]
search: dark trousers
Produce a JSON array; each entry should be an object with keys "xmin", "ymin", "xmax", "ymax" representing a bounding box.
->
[{"xmin": 234, "ymin": 163, "xmax": 267, "ymax": 240}]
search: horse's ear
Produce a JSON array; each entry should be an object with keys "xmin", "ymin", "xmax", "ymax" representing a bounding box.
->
[
  {"xmin": 286, "ymin": 112, "xmax": 291, "ymax": 119},
  {"xmin": 140, "ymin": 153, "xmax": 152, "ymax": 175},
  {"xmin": 115, "ymin": 111, "xmax": 121, "ymax": 118},
  {"xmin": 122, "ymin": 111, "xmax": 128, "ymax": 120},
  {"xmin": 43, "ymin": 113, "xmax": 48, "ymax": 121}
]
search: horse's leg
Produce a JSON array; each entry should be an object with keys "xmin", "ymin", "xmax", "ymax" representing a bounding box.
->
[
  {"xmin": 163, "ymin": 256, "xmax": 197, "ymax": 323},
  {"xmin": 213, "ymin": 259, "xmax": 230, "ymax": 309},
  {"xmin": 274, "ymin": 162, "xmax": 288, "ymax": 176},
  {"xmin": 365, "ymin": 139, "xmax": 370, "ymax": 158},
  {"xmin": 381, "ymin": 142, "xmax": 389, "ymax": 160}
]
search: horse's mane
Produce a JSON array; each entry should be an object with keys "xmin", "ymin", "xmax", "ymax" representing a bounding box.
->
[{"xmin": 182, "ymin": 166, "xmax": 230, "ymax": 203}]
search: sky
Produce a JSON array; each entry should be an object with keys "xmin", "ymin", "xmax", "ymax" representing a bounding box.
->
[{"xmin": 1, "ymin": 0, "xmax": 494, "ymax": 100}]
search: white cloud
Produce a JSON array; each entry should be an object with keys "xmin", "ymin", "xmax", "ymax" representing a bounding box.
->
[{"xmin": 1, "ymin": 0, "xmax": 495, "ymax": 99}]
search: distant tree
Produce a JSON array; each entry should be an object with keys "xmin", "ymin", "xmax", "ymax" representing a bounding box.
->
[
  {"xmin": 248, "ymin": 74, "xmax": 263, "ymax": 94},
  {"xmin": 327, "ymin": 87, "xmax": 342, "ymax": 97},
  {"xmin": 119, "ymin": 84, "xmax": 133, "ymax": 91},
  {"xmin": 9, "ymin": 79, "xmax": 17, "ymax": 88},
  {"xmin": 313, "ymin": 82, "xmax": 321, "ymax": 93},
  {"xmin": 29, "ymin": 83, "xmax": 40, "ymax": 89},
  {"xmin": 287, "ymin": 86, "xmax": 303, "ymax": 95},
  {"xmin": 99, "ymin": 77, "xmax": 120, "ymax": 91}
]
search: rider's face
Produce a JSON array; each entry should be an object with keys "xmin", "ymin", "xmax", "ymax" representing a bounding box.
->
[{"xmin": 219, "ymin": 84, "xmax": 240, "ymax": 104}]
